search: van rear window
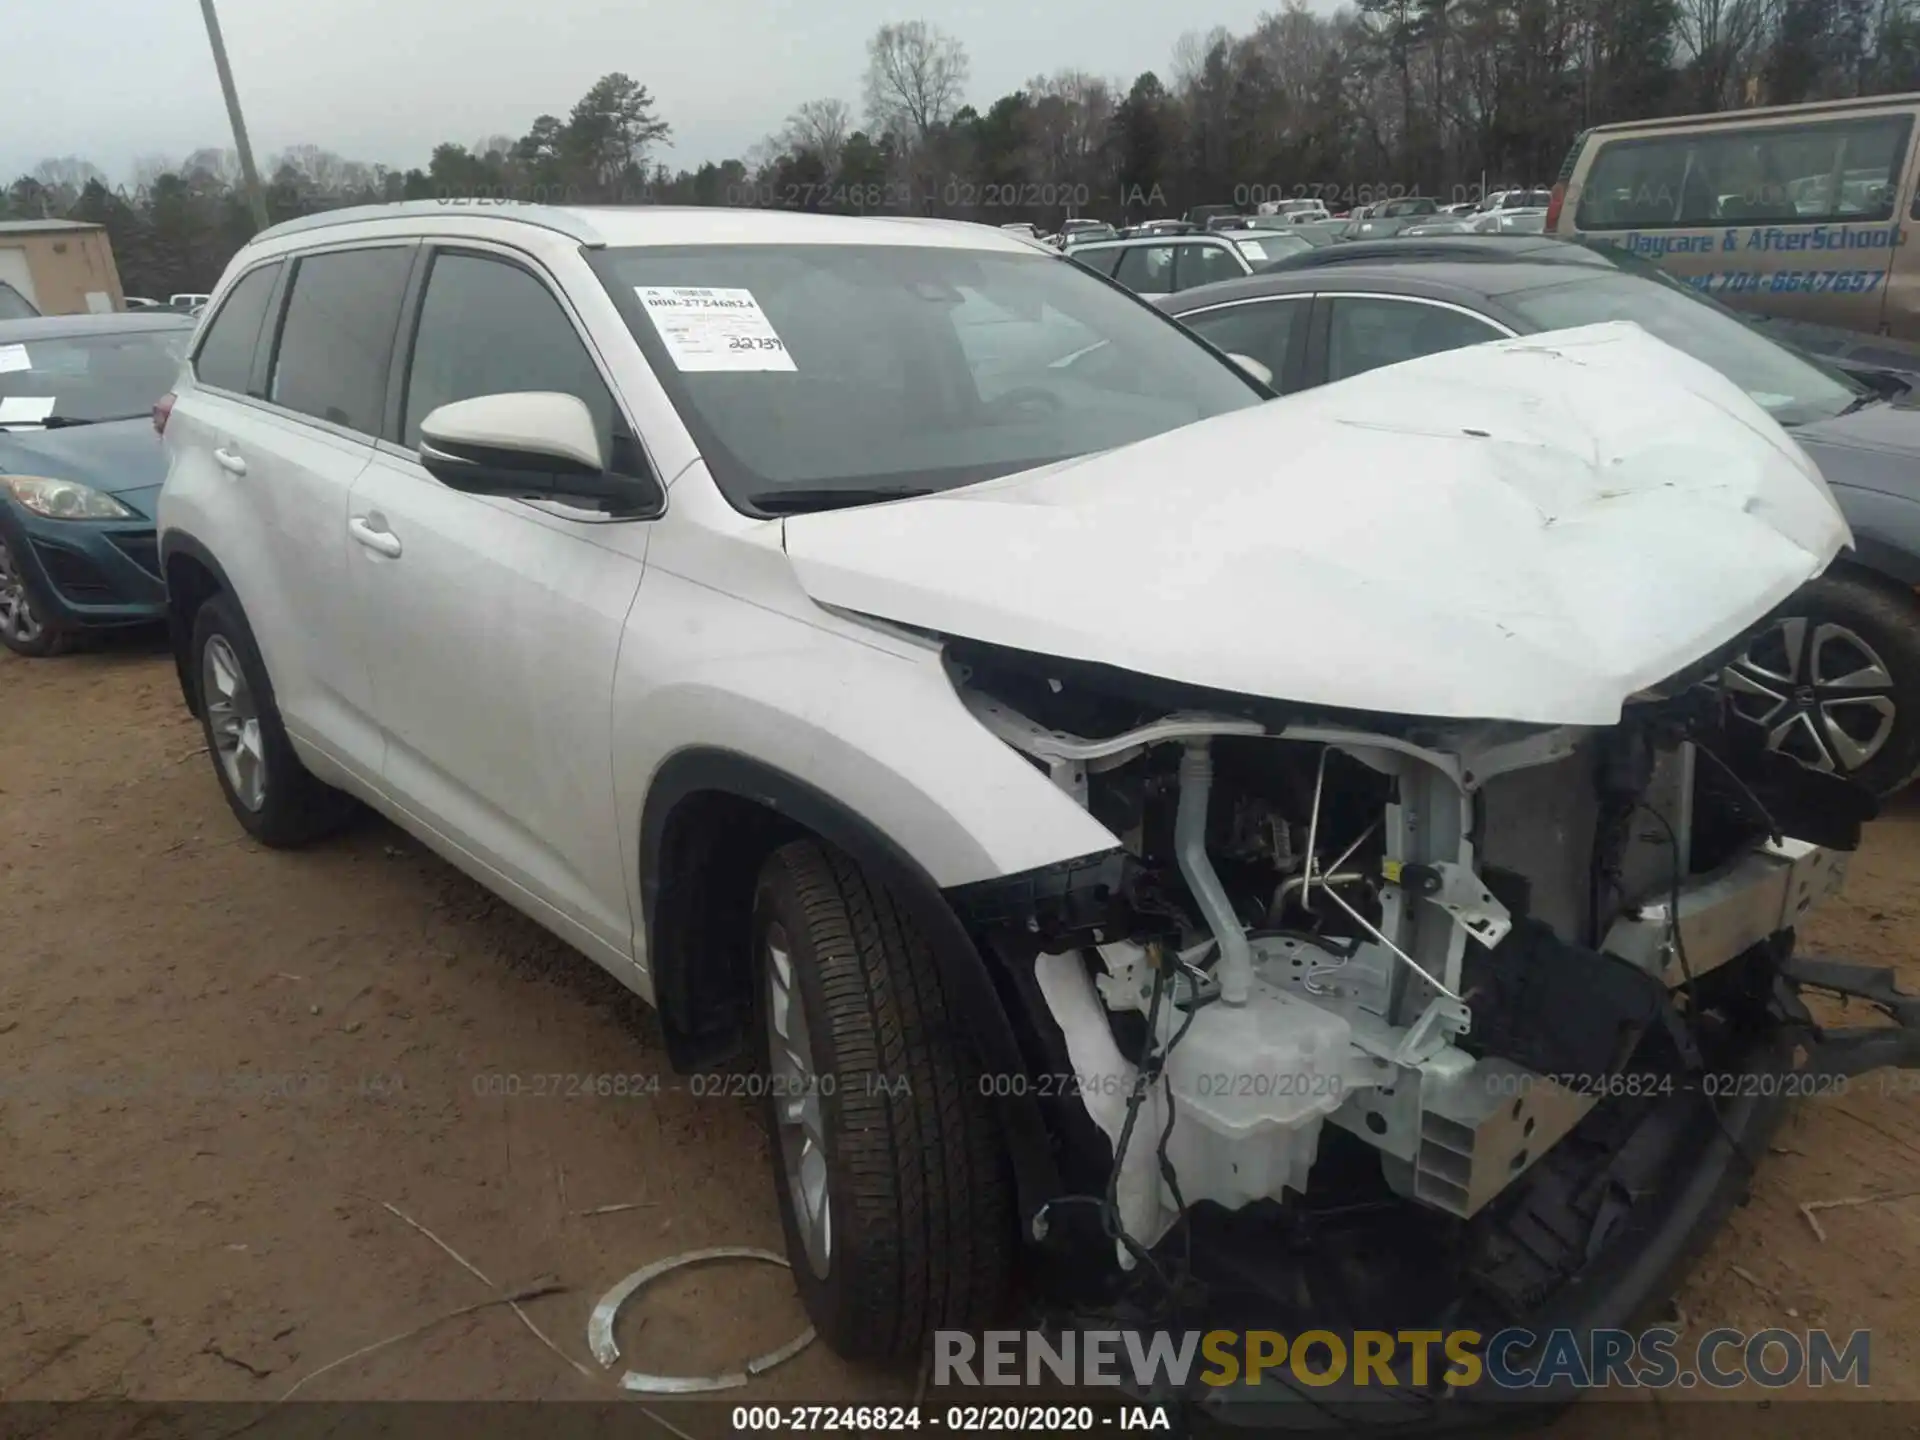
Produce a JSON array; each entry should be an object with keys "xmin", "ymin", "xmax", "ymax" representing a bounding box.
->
[{"xmin": 1575, "ymin": 112, "xmax": 1912, "ymax": 230}]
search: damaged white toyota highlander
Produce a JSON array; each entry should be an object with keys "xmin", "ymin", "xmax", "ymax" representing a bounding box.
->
[{"xmin": 157, "ymin": 205, "xmax": 1919, "ymax": 1427}]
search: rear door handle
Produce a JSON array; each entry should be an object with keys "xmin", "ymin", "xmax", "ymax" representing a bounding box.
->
[
  {"xmin": 348, "ymin": 515, "xmax": 402, "ymax": 559},
  {"xmin": 213, "ymin": 447, "xmax": 246, "ymax": 476}
]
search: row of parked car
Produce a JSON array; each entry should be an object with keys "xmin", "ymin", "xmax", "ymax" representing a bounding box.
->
[{"xmin": 0, "ymin": 199, "xmax": 1911, "ymax": 1423}]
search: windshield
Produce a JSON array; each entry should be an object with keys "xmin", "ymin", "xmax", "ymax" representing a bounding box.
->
[
  {"xmin": 1502, "ymin": 273, "xmax": 1866, "ymax": 426},
  {"xmin": 0, "ymin": 326, "xmax": 189, "ymax": 427},
  {"xmin": 594, "ymin": 244, "xmax": 1263, "ymax": 512}
]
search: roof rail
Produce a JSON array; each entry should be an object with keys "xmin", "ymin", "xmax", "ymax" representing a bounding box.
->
[{"xmin": 249, "ymin": 200, "xmax": 609, "ymax": 248}]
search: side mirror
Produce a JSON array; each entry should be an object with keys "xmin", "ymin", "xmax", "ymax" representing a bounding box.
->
[
  {"xmin": 1227, "ymin": 353, "xmax": 1274, "ymax": 388},
  {"xmin": 418, "ymin": 391, "xmax": 660, "ymax": 515}
]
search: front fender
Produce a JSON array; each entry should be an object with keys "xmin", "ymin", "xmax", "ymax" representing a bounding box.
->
[{"xmin": 612, "ymin": 565, "xmax": 1120, "ymax": 933}]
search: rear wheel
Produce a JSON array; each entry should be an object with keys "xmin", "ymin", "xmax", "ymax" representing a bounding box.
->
[
  {"xmin": 0, "ymin": 536, "xmax": 73, "ymax": 657},
  {"xmin": 1722, "ymin": 571, "xmax": 1920, "ymax": 798},
  {"xmin": 751, "ymin": 838, "xmax": 1012, "ymax": 1361},
  {"xmin": 190, "ymin": 592, "xmax": 357, "ymax": 846}
]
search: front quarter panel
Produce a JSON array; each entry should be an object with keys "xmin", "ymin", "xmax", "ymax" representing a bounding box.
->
[
  {"xmin": 1825, "ymin": 478, "xmax": 1920, "ymax": 586},
  {"xmin": 611, "ymin": 476, "xmax": 1122, "ymax": 969}
]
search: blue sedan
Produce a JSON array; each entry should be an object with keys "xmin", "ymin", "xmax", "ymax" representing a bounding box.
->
[{"xmin": 0, "ymin": 312, "xmax": 193, "ymax": 656}]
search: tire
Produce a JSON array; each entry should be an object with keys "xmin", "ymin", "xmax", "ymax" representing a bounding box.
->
[
  {"xmin": 1724, "ymin": 570, "xmax": 1920, "ymax": 798},
  {"xmin": 750, "ymin": 838, "xmax": 1012, "ymax": 1362},
  {"xmin": 0, "ymin": 536, "xmax": 74, "ymax": 657},
  {"xmin": 189, "ymin": 592, "xmax": 357, "ymax": 847}
]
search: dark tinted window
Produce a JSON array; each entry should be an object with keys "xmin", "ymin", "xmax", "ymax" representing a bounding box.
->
[
  {"xmin": 403, "ymin": 253, "xmax": 620, "ymax": 465},
  {"xmin": 0, "ymin": 282, "xmax": 36, "ymax": 321},
  {"xmin": 1177, "ymin": 243, "xmax": 1246, "ymax": 290},
  {"xmin": 193, "ymin": 262, "xmax": 280, "ymax": 393},
  {"xmin": 268, "ymin": 247, "xmax": 412, "ymax": 433},
  {"xmin": 1327, "ymin": 296, "xmax": 1504, "ymax": 382},
  {"xmin": 1578, "ymin": 114, "xmax": 1912, "ymax": 229},
  {"xmin": 1113, "ymin": 244, "xmax": 1175, "ymax": 294},
  {"xmin": 1183, "ymin": 298, "xmax": 1306, "ymax": 392},
  {"xmin": 1070, "ymin": 247, "xmax": 1124, "ymax": 278}
]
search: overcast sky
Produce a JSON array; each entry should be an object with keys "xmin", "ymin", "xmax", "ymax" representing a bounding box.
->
[{"xmin": 9, "ymin": 0, "xmax": 1314, "ymax": 186}]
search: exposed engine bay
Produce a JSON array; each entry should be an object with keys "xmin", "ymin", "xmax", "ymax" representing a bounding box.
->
[{"xmin": 942, "ymin": 634, "xmax": 1875, "ymax": 1304}]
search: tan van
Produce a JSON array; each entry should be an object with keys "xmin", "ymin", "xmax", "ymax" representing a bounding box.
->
[{"xmin": 1549, "ymin": 93, "xmax": 1920, "ymax": 338}]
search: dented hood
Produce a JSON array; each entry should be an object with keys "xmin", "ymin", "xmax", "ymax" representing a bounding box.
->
[{"xmin": 781, "ymin": 322, "xmax": 1850, "ymax": 726}]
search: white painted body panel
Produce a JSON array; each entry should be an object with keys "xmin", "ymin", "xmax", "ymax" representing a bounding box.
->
[
  {"xmin": 608, "ymin": 471, "xmax": 1124, "ymax": 959},
  {"xmin": 783, "ymin": 322, "xmax": 1851, "ymax": 726},
  {"xmin": 347, "ymin": 452, "xmax": 647, "ymax": 958}
]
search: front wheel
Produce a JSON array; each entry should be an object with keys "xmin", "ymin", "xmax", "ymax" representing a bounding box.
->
[
  {"xmin": 751, "ymin": 838, "xmax": 1012, "ymax": 1361},
  {"xmin": 1722, "ymin": 571, "xmax": 1920, "ymax": 797},
  {"xmin": 0, "ymin": 535, "xmax": 73, "ymax": 657}
]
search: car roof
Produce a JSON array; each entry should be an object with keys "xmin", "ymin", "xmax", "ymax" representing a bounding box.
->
[
  {"xmin": 0, "ymin": 312, "xmax": 196, "ymax": 342},
  {"xmin": 1155, "ymin": 258, "xmax": 1621, "ymax": 313},
  {"xmin": 247, "ymin": 201, "xmax": 1041, "ymax": 256},
  {"xmin": 1256, "ymin": 234, "xmax": 1614, "ymax": 272},
  {"xmin": 1073, "ymin": 233, "xmax": 1235, "ymax": 251}
]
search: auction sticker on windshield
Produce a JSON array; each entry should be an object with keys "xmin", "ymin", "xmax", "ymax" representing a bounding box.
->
[
  {"xmin": 0, "ymin": 397, "xmax": 56, "ymax": 424},
  {"xmin": 633, "ymin": 286, "xmax": 795, "ymax": 372},
  {"xmin": 0, "ymin": 345, "xmax": 29, "ymax": 375}
]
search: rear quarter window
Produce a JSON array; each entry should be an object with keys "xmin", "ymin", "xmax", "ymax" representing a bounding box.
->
[{"xmin": 192, "ymin": 261, "xmax": 281, "ymax": 394}]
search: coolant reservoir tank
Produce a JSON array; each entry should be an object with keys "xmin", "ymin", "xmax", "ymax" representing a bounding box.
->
[{"xmin": 1159, "ymin": 981, "xmax": 1357, "ymax": 1209}]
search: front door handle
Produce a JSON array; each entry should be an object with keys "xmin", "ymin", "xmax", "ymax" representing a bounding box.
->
[
  {"xmin": 213, "ymin": 447, "xmax": 246, "ymax": 476},
  {"xmin": 348, "ymin": 515, "xmax": 402, "ymax": 559}
]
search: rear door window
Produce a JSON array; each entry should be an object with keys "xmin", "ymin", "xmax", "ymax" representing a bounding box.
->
[
  {"xmin": 1071, "ymin": 247, "xmax": 1124, "ymax": 278},
  {"xmin": 1578, "ymin": 113, "xmax": 1913, "ymax": 229},
  {"xmin": 267, "ymin": 247, "xmax": 414, "ymax": 434},
  {"xmin": 1175, "ymin": 243, "xmax": 1247, "ymax": 291},
  {"xmin": 193, "ymin": 261, "xmax": 281, "ymax": 394},
  {"xmin": 1113, "ymin": 245, "xmax": 1176, "ymax": 294}
]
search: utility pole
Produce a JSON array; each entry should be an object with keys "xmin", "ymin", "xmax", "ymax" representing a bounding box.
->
[{"xmin": 197, "ymin": 0, "xmax": 270, "ymax": 233}]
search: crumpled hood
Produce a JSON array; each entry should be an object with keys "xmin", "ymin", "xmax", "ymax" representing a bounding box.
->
[{"xmin": 782, "ymin": 322, "xmax": 1850, "ymax": 726}]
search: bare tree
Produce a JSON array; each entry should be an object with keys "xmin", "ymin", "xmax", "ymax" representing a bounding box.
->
[
  {"xmin": 864, "ymin": 21, "xmax": 969, "ymax": 142},
  {"xmin": 1024, "ymin": 71, "xmax": 1118, "ymax": 193},
  {"xmin": 1675, "ymin": 0, "xmax": 1770, "ymax": 105},
  {"xmin": 131, "ymin": 153, "xmax": 179, "ymax": 190},
  {"xmin": 1169, "ymin": 27, "xmax": 1233, "ymax": 93},
  {"xmin": 30, "ymin": 156, "xmax": 107, "ymax": 207},
  {"xmin": 785, "ymin": 97, "xmax": 854, "ymax": 169},
  {"xmin": 180, "ymin": 146, "xmax": 241, "ymax": 187},
  {"xmin": 272, "ymin": 144, "xmax": 354, "ymax": 193}
]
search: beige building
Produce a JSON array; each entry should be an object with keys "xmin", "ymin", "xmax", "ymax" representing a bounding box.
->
[{"xmin": 0, "ymin": 220, "xmax": 125, "ymax": 316}]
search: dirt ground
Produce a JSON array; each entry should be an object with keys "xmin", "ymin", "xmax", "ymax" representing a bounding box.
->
[{"xmin": 3, "ymin": 636, "xmax": 1918, "ymax": 1433}]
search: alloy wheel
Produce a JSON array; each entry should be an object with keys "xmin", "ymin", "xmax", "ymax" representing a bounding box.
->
[
  {"xmin": 1722, "ymin": 616, "xmax": 1897, "ymax": 775},
  {"xmin": 202, "ymin": 634, "xmax": 268, "ymax": 811},
  {"xmin": 764, "ymin": 919, "xmax": 832, "ymax": 1278},
  {"xmin": 0, "ymin": 536, "xmax": 44, "ymax": 645}
]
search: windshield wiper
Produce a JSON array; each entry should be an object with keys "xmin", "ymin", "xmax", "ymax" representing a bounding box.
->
[
  {"xmin": 750, "ymin": 486, "xmax": 936, "ymax": 514},
  {"xmin": 0, "ymin": 413, "xmax": 125, "ymax": 430},
  {"xmin": 1838, "ymin": 390, "xmax": 1889, "ymax": 416}
]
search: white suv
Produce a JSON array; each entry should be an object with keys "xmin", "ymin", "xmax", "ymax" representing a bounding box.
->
[{"xmin": 156, "ymin": 202, "xmax": 1905, "ymax": 1399}]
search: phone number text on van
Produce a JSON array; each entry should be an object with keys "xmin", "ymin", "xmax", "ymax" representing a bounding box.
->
[{"xmin": 1683, "ymin": 268, "xmax": 1886, "ymax": 296}]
